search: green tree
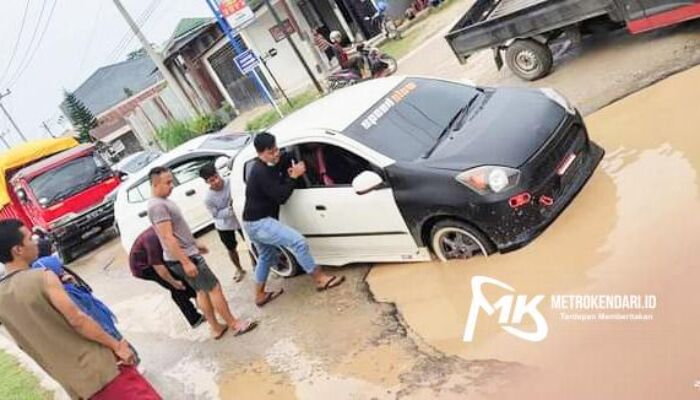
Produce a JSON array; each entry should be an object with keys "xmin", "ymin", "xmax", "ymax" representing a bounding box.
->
[{"xmin": 63, "ymin": 91, "xmax": 98, "ymax": 143}]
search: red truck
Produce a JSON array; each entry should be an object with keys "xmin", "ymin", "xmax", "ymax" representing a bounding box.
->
[{"xmin": 0, "ymin": 137, "xmax": 121, "ymax": 262}]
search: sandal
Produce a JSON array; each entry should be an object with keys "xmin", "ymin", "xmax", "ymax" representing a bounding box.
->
[
  {"xmin": 255, "ymin": 289, "xmax": 284, "ymax": 307},
  {"xmin": 233, "ymin": 269, "xmax": 246, "ymax": 283},
  {"xmin": 316, "ymin": 275, "xmax": 346, "ymax": 292},
  {"xmin": 213, "ymin": 326, "xmax": 229, "ymax": 340},
  {"xmin": 232, "ymin": 320, "xmax": 258, "ymax": 337}
]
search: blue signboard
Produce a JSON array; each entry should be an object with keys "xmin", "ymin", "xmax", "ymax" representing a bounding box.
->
[{"xmin": 234, "ymin": 50, "xmax": 260, "ymax": 75}]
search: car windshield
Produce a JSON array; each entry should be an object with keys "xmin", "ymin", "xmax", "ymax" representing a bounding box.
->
[
  {"xmin": 344, "ymin": 78, "xmax": 481, "ymax": 161},
  {"xmin": 29, "ymin": 154, "xmax": 111, "ymax": 206},
  {"xmin": 200, "ymin": 134, "xmax": 249, "ymax": 151},
  {"xmin": 120, "ymin": 151, "xmax": 161, "ymax": 173}
]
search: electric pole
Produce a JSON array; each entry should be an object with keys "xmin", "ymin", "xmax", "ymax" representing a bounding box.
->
[
  {"xmin": 111, "ymin": 0, "xmax": 198, "ymax": 118},
  {"xmin": 263, "ymin": 0, "xmax": 324, "ymax": 94},
  {"xmin": 40, "ymin": 120, "xmax": 55, "ymax": 138},
  {"xmin": 0, "ymin": 129, "xmax": 10, "ymax": 149},
  {"xmin": 0, "ymin": 90, "xmax": 27, "ymax": 142}
]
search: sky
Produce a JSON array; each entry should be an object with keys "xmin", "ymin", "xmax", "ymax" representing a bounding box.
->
[{"xmin": 0, "ymin": 0, "xmax": 214, "ymax": 148}]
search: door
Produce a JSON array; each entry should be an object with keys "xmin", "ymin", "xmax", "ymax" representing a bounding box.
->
[
  {"xmin": 169, "ymin": 155, "xmax": 228, "ymax": 232},
  {"xmin": 278, "ymin": 143, "xmax": 419, "ymax": 264}
]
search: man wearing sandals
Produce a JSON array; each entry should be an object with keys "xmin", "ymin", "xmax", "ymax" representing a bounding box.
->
[
  {"xmin": 243, "ymin": 132, "xmax": 345, "ymax": 307},
  {"xmin": 198, "ymin": 163, "xmax": 251, "ymax": 283},
  {"xmin": 147, "ymin": 167, "xmax": 257, "ymax": 340}
]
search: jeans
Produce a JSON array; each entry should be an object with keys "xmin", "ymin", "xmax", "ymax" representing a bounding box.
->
[
  {"xmin": 243, "ymin": 217, "xmax": 317, "ymax": 283},
  {"xmin": 139, "ymin": 267, "xmax": 202, "ymax": 327}
]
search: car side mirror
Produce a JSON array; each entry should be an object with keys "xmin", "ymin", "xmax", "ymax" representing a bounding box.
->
[
  {"xmin": 118, "ymin": 171, "xmax": 129, "ymax": 181},
  {"xmin": 352, "ymin": 171, "xmax": 383, "ymax": 195},
  {"xmin": 215, "ymin": 156, "xmax": 231, "ymax": 176},
  {"xmin": 15, "ymin": 188, "xmax": 27, "ymax": 203}
]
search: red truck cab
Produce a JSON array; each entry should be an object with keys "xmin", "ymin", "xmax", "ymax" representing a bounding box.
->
[{"xmin": 0, "ymin": 138, "xmax": 120, "ymax": 262}]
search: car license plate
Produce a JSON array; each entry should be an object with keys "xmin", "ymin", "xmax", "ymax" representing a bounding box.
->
[{"xmin": 81, "ymin": 226, "xmax": 102, "ymax": 239}]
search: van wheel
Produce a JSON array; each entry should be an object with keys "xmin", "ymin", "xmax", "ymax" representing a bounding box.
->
[
  {"xmin": 270, "ymin": 247, "xmax": 300, "ymax": 278},
  {"xmin": 430, "ymin": 220, "xmax": 495, "ymax": 262},
  {"xmin": 505, "ymin": 39, "xmax": 553, "ymax": 81}
]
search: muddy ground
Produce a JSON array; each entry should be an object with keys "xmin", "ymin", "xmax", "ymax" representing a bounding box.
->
[{"xmin": 3, "ymin": 7, "xmax": 700, "ymax": 399}]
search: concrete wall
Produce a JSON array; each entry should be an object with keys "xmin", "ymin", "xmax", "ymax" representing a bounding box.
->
[{"xmin": 240, "ymin": 0, "xmax": 327, "ymax": 95}]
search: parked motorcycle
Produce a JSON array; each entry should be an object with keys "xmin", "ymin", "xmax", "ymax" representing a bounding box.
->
[{"xmin": 327, "ymin": 43, "xmax": 398, "ymax": 92}]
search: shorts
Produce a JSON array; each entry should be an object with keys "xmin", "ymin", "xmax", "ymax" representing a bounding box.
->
[
  {"xmin": 217, "ymin": 229, "xmax": 244, "ymax": 251},
  {"xmin": 90, "ymin": 365, "xmax": 161, "ymax": 400},
  {"xmin": 165, "ymin": 255, "xmax": 219, "ymax": 293}
]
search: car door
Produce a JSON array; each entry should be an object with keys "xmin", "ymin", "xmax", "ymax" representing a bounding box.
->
[
  {"xmin": 168, "ymin": 155, "xmax": 225, "ymax": 232},
  {"xmin": 277, "ymin": 142, "xmax": 422, "ymax": 265},
  {"xmin": 117, "ymin": 177, "xmax": 155, "ymax": 251}
]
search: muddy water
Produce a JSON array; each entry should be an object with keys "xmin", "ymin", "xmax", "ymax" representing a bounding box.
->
[{"xmin": 368, "ymin": 66, "xmax": 700, "ymax": 399}]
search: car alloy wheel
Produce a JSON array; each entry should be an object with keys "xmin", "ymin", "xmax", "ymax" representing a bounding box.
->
[
  {"xmin": 270, "ymin": 247, "xmax": 300, "ymax": 278},
  {"xmin": 430, "ymin": 220, "xmax": 494, "ymax": 262}
]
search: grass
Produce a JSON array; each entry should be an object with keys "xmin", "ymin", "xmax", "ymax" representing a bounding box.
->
[
  {"xmin": 245, "ymin": 90, "xmax": 321, "ymax": 131},
  {"xmin": 379, "ymin": 0, "xmax": 461, "ymax": 60},
  {"xmin": 0, "ymin": 350, "xmax": 49, "ymax": 400}
]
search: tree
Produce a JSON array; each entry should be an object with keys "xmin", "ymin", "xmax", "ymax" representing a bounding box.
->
[{"xmin": 63, "ymin": 91, "xmax": 98, "ymax": 143}]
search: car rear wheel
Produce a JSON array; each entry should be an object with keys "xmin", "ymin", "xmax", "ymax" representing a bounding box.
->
[
  {"xmin": 505, "ymin": 39, "xmax": 553, "ymax": 81},
  {"xmin": 430, "ymin": 220, "xmax": 495, "ymax": 262},
  {"xmin": 270, "ymin": 247, "xmax": 300, "ymax": 278}
]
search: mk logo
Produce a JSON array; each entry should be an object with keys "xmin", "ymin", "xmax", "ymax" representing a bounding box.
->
[{"xmin": 463, "ymin": 276, "xmax": 548, "ymax": 342}]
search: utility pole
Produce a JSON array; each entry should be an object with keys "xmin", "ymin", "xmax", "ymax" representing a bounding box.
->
[
  {"xmin": 0, "ymin": 90, "xmax": 27, "ymax": 142},
  {"xmin": 0, "ymin": 129, "xmax": 10, "ymax": 149},
  {"xmin": 111, "ymin": 0, "xmax": 198, "ymax": 118},
  {"xmin": 40, "ymin": 120, "xmax": 55, "ymax": 138},
  {"xmin": 263, "ymin": 0, "xmax": 324, "ymax": 94}
]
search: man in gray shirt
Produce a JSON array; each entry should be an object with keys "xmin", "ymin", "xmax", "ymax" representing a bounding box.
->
[
  {"xmin": 199, "ymin": 163, "xmax": 253, "ymax": 282},
  {"xmin": 147, "ymin": 166, "xmax": 256, "ymax": 340}
]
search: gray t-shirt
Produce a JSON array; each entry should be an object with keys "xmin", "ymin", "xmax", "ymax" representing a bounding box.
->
[
  {"xmin": 204, "ymin": 178, "xmax": 240, "ymax": 231},
  {"xmin": 147, "ymin": 196, "xmax": 198, "ymax": 261}
]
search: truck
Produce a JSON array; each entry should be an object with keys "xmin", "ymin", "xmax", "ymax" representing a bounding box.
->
[
  {"xmin": 0, "ymin": 137, "xmax": 121, "ymax": 262},
  {"xmin": 445, "ymin": 0, "xmax": 700, "ymax": 80}
]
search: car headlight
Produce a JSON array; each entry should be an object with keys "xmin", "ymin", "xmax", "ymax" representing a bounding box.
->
[
  {"xmin": 456, "ymin": 166, "xmax": 520, "ymax": 195},
  {"xmin": 540, "ymin": 88, "xmax": 575, "ymax": 115}
]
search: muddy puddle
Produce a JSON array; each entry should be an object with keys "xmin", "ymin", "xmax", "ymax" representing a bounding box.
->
[{"xmin": 368, "ymin": 66, "xmax": 700, "ymax": 399}]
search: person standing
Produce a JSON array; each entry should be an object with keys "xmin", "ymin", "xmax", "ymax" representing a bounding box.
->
[
  {"xmin": 147, "ymin": 167, "xmax": 256, "ymax": 340},
  {"xmin": 129, "ymin": 226, "xmax": 204, "ymax": 328},
  {"xmin": 242, "ymin": 132, "xmax": 345, "ymax": 307},
  {"xmin": 198, "ymin": 163, "xmax": 252, "ymax": 283},
  {"xmin": 0, "ymin": 219, "xmax": 160, "ymax": 399}
]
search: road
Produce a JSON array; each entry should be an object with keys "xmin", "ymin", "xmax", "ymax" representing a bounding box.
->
[{"xmin": 3, "ymin": 7, "xmax": 700, "ymax": 399}]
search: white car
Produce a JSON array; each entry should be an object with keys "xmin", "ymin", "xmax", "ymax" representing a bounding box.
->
[
  {"xmin": 115, "ymin": 133, "xmax": 250, "ymax": 252},
  {"xmin": 114, "ymin": 149, "xmax": 162, "ymax": 177},
  {"xmin": 231, "ymin": 76, "xmax": 602, "ymax": 275}
]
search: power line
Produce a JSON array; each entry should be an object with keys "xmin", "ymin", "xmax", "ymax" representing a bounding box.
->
[
  {"xmin": 6, "ymin": 0, "xmax": 49, "ymax": 85},
  {"xmin": 0, "ymin": 1, "xmax": 32, "ymax": 86},
  {"xmin": 7, "ymin": 0, "xmax": 58, "ymax": 89},
  {"xmin": 76, "ymin": 1, "xmax": 106, "ymax": 77},
  {"xmin": 104, "ymin": 0, "xmax": 162, "ymax": 64}
]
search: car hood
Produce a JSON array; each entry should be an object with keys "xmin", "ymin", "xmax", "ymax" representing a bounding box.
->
[{"xmin": 423, "ymin": 88, "xmax": 567, "ymax": 171}]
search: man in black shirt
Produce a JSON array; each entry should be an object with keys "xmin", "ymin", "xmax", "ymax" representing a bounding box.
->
[{"xmin": 242, "ymin": 132, "xmax": 345, "ymax": 307}]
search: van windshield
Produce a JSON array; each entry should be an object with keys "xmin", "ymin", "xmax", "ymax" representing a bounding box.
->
[{"xmin": 29, "ymin": 154, "xmax": 111, "ymax": 206}]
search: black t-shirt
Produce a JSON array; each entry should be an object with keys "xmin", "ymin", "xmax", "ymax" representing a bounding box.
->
[{"xmin": 243, "ymin": 152, "xmax": 297, "ymax": 222}]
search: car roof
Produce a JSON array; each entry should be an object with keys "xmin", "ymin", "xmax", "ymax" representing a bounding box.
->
[
  {"xmin": 268, "ymin": 76, "xmax": 404, "ymax": 138},
  {"xmin": 11, "ymin": 143, "xmax": 95, "ymax": 182},
  {"xmin": 121, "ymin": 133, "xmax": 237, "ymax": 188}
]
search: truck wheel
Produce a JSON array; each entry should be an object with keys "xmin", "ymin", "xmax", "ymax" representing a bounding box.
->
[
  {"xmin": 270, "ymin": 247, "xmax": 301, "ymax": 278},
  {"xmin": 430, "ymin": 220, "xmax": 495, "ymax": 262},
  {"xmin": 505, "ymin": 39, "xmax": 553, "ymax": 81},
  {"xmin": 56, "ymin": 244, "xmax": 75, "ymax": 264}
]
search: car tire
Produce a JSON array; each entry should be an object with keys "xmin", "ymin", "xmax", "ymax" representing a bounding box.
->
[
  {"xmin": 505, "ymin": 39, "xmax": 553, "ymax": 81},
  {"xmin": 430, "ymin": 220, "xmax": 496, "ymax": 262},
  {"xmin": 269, "ymin": 247, "xmax": 301, "ymax": 278}
]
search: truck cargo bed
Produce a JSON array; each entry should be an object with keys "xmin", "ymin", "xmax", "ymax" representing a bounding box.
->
[{"xmin": 487, "ymin": 0, "xmax": 549, "ymax": 20}]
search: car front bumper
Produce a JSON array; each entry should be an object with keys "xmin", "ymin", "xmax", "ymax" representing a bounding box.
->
[
  {"xmin": 50, "ymin": 199, "xmax": 116, "ymax": 249},
  {"xmin": 476, "ymin": 140, "xmax": 605, "ymax": 252}
]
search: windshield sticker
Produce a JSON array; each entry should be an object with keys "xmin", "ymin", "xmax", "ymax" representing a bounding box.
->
[{"xmin": 360, "ymin": 81, "xmax": 417, "ymax": 130}]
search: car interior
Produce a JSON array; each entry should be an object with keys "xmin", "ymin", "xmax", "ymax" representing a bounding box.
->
[{"xmin": 290, "ymin": 143, "xmax": 376, "ymax": 188}]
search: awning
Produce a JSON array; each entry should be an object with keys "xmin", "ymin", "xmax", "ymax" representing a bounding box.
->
[{"xmin": 0, "ymin": 137, "xmax": 78, "ymax": 209}]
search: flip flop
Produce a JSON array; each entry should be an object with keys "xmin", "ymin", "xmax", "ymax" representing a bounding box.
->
[
  {"xmin": 213, "ymin": 326, "xmax": 229, "ymax": 340},
  {"xmin": 233, "ymin": 269, "xmax": 246, "ymax": 283},
  {"xmin": 232, "ymin": 320, "xmax": 258, "ymax": 337},
  {"xmin": 316, "ymin": 275, "xmax": 346, "ymax": 292},
  {"xmin": 255, "ymin": 289, "xmax": 284, "ymax": 307}
]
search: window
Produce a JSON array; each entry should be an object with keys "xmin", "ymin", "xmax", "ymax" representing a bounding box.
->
[
  {"xmin": 127, "ymin": 179, "xmax": 152, "ymax": 203},
  {"xmin": 293, "ymin": 143, "xmax": 373, "ymax": 188},
  {"xmin": 171, "ymin": 157, "xmax": 214, "ymax": 185},
  {"xmin": 29, "ymin": 154, "xmax": 112, "ymax": 206},
  {"xmin": 344, "ymin": 78, "xmax": 483, "ymax": 161}
]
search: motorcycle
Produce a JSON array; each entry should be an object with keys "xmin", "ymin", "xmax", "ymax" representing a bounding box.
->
[{"xmin": 327, "ymin": 43, "xmax": 398, "ymax": 92}]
